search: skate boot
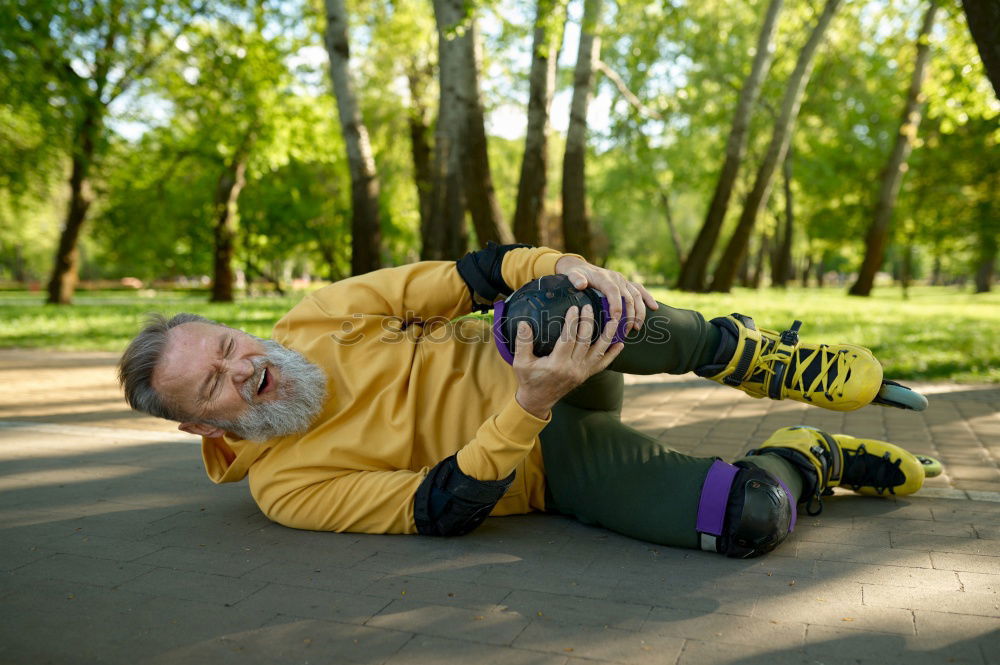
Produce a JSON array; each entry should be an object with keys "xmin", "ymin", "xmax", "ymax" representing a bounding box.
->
[
  {"xmin": 746, "ymin": 425, "xmax": 943, "ymax": 514},
  {"xmin": 696, "ymin": 313, "xmax": 927, "ymax": 412}
]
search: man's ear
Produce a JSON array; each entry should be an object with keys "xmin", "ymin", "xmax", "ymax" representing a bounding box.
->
[{"xmin": 179, "ymin": 422, "xmax": 226, "ymax": 438}]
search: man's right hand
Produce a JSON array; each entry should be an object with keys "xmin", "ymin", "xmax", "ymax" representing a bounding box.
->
[{"xmin": 512, "ymin": 305, "xmax": 625, "ymax": 419}]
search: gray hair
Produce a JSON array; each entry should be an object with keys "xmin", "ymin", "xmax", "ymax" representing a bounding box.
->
[{"xmin": 118, "ymin": 312, "xmax": 217, "ymax": 421}]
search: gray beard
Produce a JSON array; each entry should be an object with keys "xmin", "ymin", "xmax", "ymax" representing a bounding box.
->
[{"xmin": 205, "ymin": 339, "xmax": 327, "ymax": 442}]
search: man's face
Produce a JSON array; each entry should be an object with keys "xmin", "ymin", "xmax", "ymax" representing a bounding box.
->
[{"xmin": 153, "ymin": 322, "xmax": 327, "ymax": 441}]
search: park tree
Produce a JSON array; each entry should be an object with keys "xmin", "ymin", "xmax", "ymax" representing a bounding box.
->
[
  {"xmin": 709, "ymin": 0, "xmax": 843, "ymax": 293},
  {"xmin": 562, "ymin": 0, "xmax": 605, "ymax": 259},
  {"xmin": 676, "ymin": 0, "xmax": 784, "ymax": 292},
  {"xmin": 0, "ymin": 0, "xmax": 216, "ymax": 304},
  {"xmin": 512, "ymin": 0, "xmax": 568, "ymax": 246},
  {"xmin": 463, "ymin": 19, "xmax": 515, "ymax": 247},
  {"xmin": 959, "ymin": 0, "xmax": 1000, "ymax": 98},
  {"xmin": 324, "ymin": 0, "xmax": 383, "ymax": 275},
  {"xmin": 850, "ymin": 1, "xmax": 939, "ymax": 297},
  {"xmin": 770, "ymin": 150, "xmax": 796, "ymax": 287},
  {"xmin": 424, "ymin": 0, "xmax": 472, "ymax": 259}
]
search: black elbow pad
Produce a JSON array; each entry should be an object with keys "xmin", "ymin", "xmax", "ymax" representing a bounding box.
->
[
  {"xmin": 413, "ymin": 455, "xmax": 515, "ymax": 536},
  {"xmin": 456, "ymin": 242, "xmax": 532, "ymax": 311}
]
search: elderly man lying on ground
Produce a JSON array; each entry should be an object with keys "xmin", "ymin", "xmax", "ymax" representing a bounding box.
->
[{"xmin": 119, "ymin": 244, "xmax": 938, "ymax": 558}]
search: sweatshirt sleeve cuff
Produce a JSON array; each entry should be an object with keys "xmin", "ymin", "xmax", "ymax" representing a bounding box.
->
[
  {"xmin": 495, "ymin": 394, "xmax": 552, "ymax": 441},
  {"xmin": 455, "ymin": 396, "xmax": 552, "ymax": 481},
  {"xmin": 501, "ymin": 247, "xmax": 584, "ymax": 291}
]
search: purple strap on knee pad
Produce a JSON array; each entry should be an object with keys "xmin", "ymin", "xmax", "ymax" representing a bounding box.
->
[
  {"xmin": 696, "ymin": 459, "xmax": 740, "ymax": 538},
  {"xmin": 696, "ymin": 460, "xmax": 798, "ymax": 553},
  {"xmin": 493, "ymin": 300, "xmax": 515, "ymax": 365}
]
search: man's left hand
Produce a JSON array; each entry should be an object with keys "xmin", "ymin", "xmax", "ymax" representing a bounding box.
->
[{"xmin": 555, "ymin": 256, "xmax": 659, "ymax": 333}]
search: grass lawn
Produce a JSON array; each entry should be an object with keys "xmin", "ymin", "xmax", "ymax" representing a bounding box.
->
[{"xmin": 1, "ymin": 285, "xmax": 997, "ymax": 383}]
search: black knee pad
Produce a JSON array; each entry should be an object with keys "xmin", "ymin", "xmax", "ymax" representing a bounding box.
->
[
  {"xmin": 492, "ymin": 274, "xmax": 628, "ymax": 364},
  {"xmin": 696, "ymin": 460, "xmax": 796, "ymax": 558}
]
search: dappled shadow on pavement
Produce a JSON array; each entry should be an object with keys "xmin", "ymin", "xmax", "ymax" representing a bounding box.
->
[{"xmin": 1, "ymin": 350, "xmax": 998, "ymax": 664}]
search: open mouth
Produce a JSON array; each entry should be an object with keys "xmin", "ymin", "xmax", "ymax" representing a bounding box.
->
[{"xmin": 256, "ymin": 367, "xmax": 270, "ymax": 395}]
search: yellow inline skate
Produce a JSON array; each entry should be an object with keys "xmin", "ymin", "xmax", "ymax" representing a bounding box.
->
[{"xmin": 697, "ymin": 314, "xmax": 927, "ymax": 412}]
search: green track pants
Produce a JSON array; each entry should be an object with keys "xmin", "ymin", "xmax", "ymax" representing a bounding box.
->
[{"xmin": 539, "ymin": 301, "xmax": 803, "ymax": 550}]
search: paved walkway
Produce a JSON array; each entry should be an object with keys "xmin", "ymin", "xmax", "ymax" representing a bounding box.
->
[{"xmin": 1, "ymin": 349, "xmax": 997, "ymax": 664}]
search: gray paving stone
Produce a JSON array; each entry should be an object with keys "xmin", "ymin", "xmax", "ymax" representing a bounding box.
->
[
  {"xmin": 385, "ymin": 635, "xmax": 569, "ymax": 665},
  {"xmin": 12, "ymin": 552, "xmax": 154, "ymax": 587},
  {"xmin": 959, "ymin": 571, "xmax": 1000, "ymax": 594},
  {"xmin": 503, "ymin": 589, "xmax": 651, "ymax": 630},
  {"xmin": 611, "ymin": 575, "xmax": 759, "ymax": 617},
  {"xmin": 792, "ymin": 524, "xmax": 893, "ymax": 547},
  {"xmin": 367, "ymin": 599, "xmax": 531, "ymax": 645},
  {"xmin": 643, "ymin": 606, "xmax": 806, "ymax": 647},
  {"xmin": 132, "ymin": 544, "xmax": 270, "ymax": 577},
  {"xmin": 797, "ymin": 541, "xmax": 935, "ymax": 568},
  {"xmin": 32, "ymin": 531, "xmax": 165, "ymax": 563},
  {"xmin": 891, "ymin": 532, "xmax": 1000, "ymax": 556},
  {"xmin": 513, "ymin": 619, "xmax": 685, "ymax": 664},
  {"xmin": 813, "ymin": 560, "xmax": 962, "ymax": 590},
  {"xmin": 240, "ymin": 557, "xmax": 385, "ymax": 593},
  {"xmin": 478, "ymin": 561, "xmax": 619, "ymax": 600},
  {"xmin": 930, "ymin": 551, "xmax": 1000, "ymax": 574},
  {"xmin": 804, "ymin": 624, "xmax": 988, "ymax": 665},
  {"xmin": 674, "ymin": 638, "xmax": 835, "ymax": 665},
  {"xmin": 233, "ymin": 581, "xmax": 391, "ymax": 624},
  {"xmin": 118, "ymin": 567, "xmax": 268, "ymax": 606},
  {"xmin": 140, "ymin": 616, "xmax": 413, "ymax": 665},
  {"xmin": 753, "ymin": 592, "xmax": 915, "ymax": 635},
  {"xmin": 360, "ymin": 574, "xmax": 512, "ymax": 609},
  {"xmin": 863, "ymin": 584, "xmax": 1000, "ymax": 617}
]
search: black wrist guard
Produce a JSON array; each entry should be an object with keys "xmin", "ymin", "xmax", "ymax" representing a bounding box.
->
[{"xmin": 456, "ymin": 242, "xmax": 532, "ymax": 311}]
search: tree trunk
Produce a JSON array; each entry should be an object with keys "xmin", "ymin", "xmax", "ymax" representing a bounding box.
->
[
  {"xmin": 407, "ymin": 63, "xmax": 434, "ymax": 237},
  {"xmin": 425, "ymin": 0, "xmax": 471, "ymax": 260},
  {"xmin": 850, "ymin": 1, "xmax": 938, "ymax": 297},
  {"xmin": 751, "ymin": 232, "xmax": 769, "ymax": 288},
  {"xmin": 974, "ymin": 246, "xmax": 996, "ymax": 293},
  {"xmin": 562, "ymin": 0, "xmax": 603, "ymax": 259},
  {"xmin": 325, "ymin": 0, "xmax": 382, "ymax": 275},
  {"xmin": 47, "ymin": 102, "xmax": 101, "ymax": 305},
  {"xmin": 930, "ymin": 252, "xmax": 942, "ymax": 285},
  {"xmin": 803, "ymin": 252, "xmax": 814, "ymax": 287},
  {"xmin": 710, "ymin": 0, "xmax": 841, "ymax": 293},
  {"xmin": 974, "ymin": 211, "xmax": 998, "ymax": 293},
  {"xmin": 463, "ymin": 20, "xmax": 514, "ymax": 246},
  {"xmin": 901, "ymin": 236, "xmax": 914, "ymax": 299},
  {"xmin": 676, "ymin": 0, "xmax": 784, "ymax": 292},
  {"xmin": 815, "ymin": 254, "xmax": 826, "ymax": 287},
  {"xmin": 960, "ymin": 0, "xmax": 1000, "ymax": 99},
  {"xmin": 772, "ymin": 150, "xmax": 795, "ymax": 287},
  {"xmin": 211, "ymin": 152, "xmax": 250, "ymax": 302},
  {"xmin": 659, "ymin": 190, "xmax": 686, "ymax": 266},
  {"xmin": 513, "ymin": 0, "xmax": 566, "ymax": 246}
]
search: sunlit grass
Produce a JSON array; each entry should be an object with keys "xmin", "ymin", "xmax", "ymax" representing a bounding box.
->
[
  {"xmin": 1, "ymin": 285, "xmax": 997, "ymax": 382},
  {"xmin": 647, "ymin": 285, "xmax": 1000, "ymax": 383}
]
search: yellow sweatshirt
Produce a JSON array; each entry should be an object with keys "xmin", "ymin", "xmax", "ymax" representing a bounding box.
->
[{"xmin": 200, "ymin": 247, "xmax": 571, "ymax": 533}]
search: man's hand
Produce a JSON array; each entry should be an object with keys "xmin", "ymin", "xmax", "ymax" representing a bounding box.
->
[
  {"xmin": 555, "ymin": 255, "xmax": 658, "ymax": 334},
  {"xmin": 513, "ymin": 305, "xmax": 624, "ymax": 419}
]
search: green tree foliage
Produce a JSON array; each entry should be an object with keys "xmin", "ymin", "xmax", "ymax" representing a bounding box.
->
[{"xmin": 1, "ymin": 0, "xmax": 995, "ymax": 295}]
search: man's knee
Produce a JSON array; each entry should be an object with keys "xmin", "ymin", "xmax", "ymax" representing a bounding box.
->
[{"xmin": 695, "ymin": 460, "xmax": 796, "ymax": 558}]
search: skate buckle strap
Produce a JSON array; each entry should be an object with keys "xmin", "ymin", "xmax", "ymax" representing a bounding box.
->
[
  {"xmin": 765, "ymin": 321, "xmax": 802, "ymax": 400},
  {"xmin": 696, "ymin": 460, "xmax": 740, "ymax": 552},
  {"xmin": 816, "ymin": 430, "xmax": 842, "ymax": 483},
  {"xmin": 724, "ymin": 314, "xmax": 760, "ymax": 387}
]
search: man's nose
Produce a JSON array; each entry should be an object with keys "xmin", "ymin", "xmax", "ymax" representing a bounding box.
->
[{"xmin": 227, "ymin": 358, "xmax": 256, "ymax": 384}]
